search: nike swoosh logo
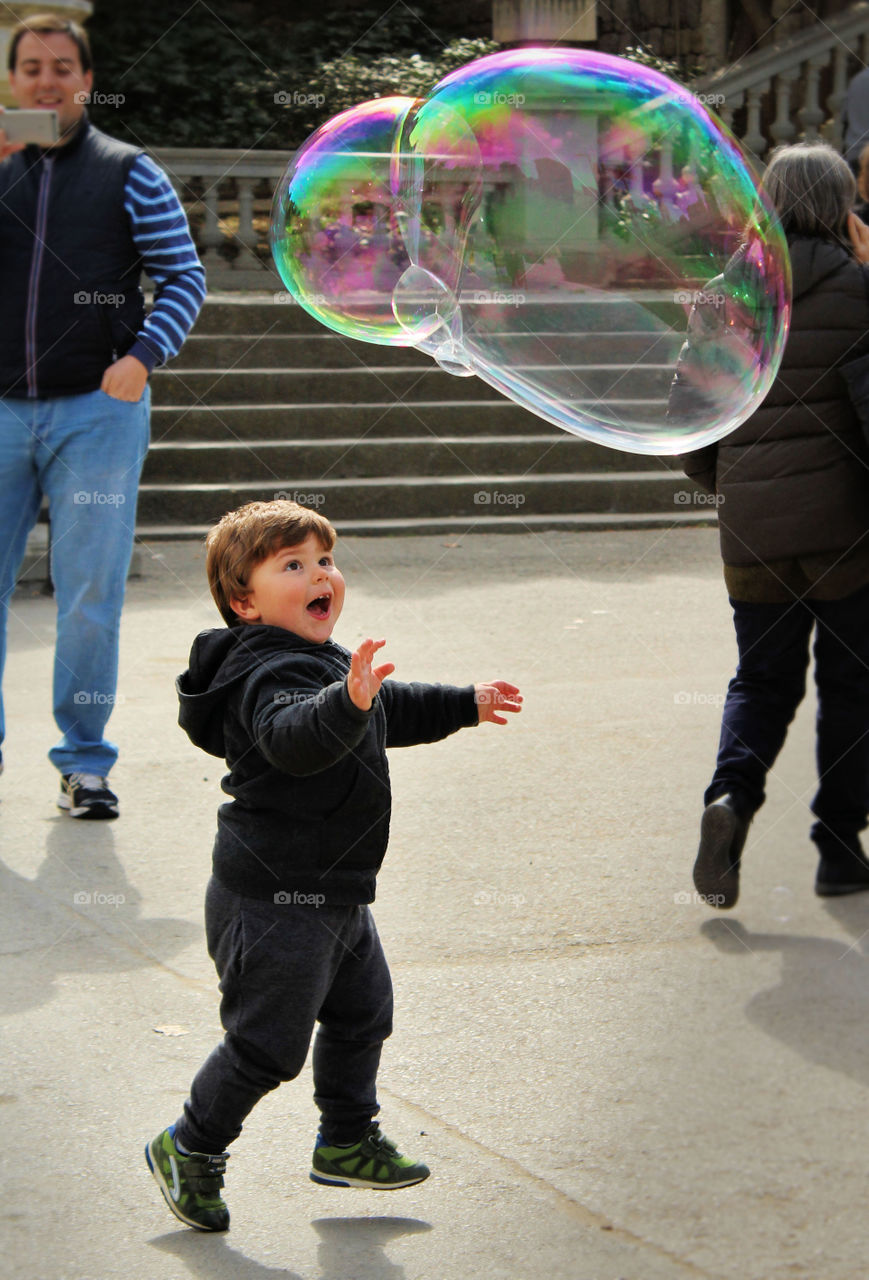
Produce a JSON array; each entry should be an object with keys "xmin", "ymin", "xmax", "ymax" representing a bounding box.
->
[{"xmin": 168, "ymin": 1154, "xmax": 181, "ymax": 1202}]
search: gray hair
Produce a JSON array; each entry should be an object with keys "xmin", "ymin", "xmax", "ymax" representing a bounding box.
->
[{"xmin": 761, "ymin": 142, "xmax": 856, "ymax": 244}]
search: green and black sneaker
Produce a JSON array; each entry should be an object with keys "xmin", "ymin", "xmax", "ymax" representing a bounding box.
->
[
  {"xmin": 145, "ymin": 1126, "xmax": 230, "ymax": 1231},
  {"xmin": 310, "ymin": 1122, "xmax": 430, "ymax": 1189}
]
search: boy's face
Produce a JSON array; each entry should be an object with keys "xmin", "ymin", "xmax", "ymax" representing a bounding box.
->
[
  {"xmin": 230, "ymin": 535, "xmax": 345, "ymax": 643},
  {"xmin": 9, "ymin": 32, "xmax": 92, "ymax": 141}
]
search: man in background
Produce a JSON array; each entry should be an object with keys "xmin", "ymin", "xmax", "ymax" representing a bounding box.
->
[{"xmin": 0, "ymin": 12, "xmax": 206, "ymax": 817}]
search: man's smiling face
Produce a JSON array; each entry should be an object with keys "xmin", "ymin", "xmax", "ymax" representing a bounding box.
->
[
  {"xmin": 230, "ymin": 535, "xmax": 346, "ymax": 642},
  {"xmin": 9, "ymin": 31, "xmax": 93, "ymax": 143}
]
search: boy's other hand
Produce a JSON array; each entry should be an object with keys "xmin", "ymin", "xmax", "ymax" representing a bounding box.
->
[
  {"xmin": 475, "ymin": 681, "xmax": 522, "ymax": 725},
  {"xmin": 348, "ymin": 638, "xmax": 395, "ymax": 711}
]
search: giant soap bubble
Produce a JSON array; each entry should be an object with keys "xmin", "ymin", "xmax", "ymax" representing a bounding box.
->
[{"xmin": 271, "ymin": 49, "xmax": 791, "ymax": 455}]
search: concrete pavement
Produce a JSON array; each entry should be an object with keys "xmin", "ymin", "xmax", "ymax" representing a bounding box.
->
[{"xmin": 3, "ymin": 526, "xmax": 868, "ymax": 1280}]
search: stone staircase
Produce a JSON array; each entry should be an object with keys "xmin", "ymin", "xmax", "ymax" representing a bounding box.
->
[{"xmin": 140, "ymin": 294, "xmax": 710, "ymax": 538}]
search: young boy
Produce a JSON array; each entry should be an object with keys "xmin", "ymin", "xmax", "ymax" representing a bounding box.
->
[{"xmin": 145, "ymin": 500, "xmax": 521, "ymax": 1231}]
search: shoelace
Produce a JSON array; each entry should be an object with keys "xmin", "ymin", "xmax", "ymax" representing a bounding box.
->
[{"xmin": 67, "ymin": 773, "xmax": 111, "ymax": 792}]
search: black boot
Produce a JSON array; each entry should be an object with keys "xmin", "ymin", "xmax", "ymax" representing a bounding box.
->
[
  {"xmin": 814, "ymin": 830, "xmax": 869, "ymax": 897},
  {"xmin": 692, "ymin": 794, "xmax": 750, "ymax": 909}
]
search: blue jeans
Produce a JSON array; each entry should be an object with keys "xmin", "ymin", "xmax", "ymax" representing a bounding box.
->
[
  {"xmin": 0, "ymin": 388, "xmax": 150, "ymax": 775},
  {"xmin": 707, "ymin": 583, "xmax": 869, "ymax": 849}
]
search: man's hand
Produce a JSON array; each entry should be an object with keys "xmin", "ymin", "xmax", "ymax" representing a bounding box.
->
[
  {"xmin": 100, "ymin": 354, "xmax": 148, "ymax": 402},
  {"xmin": 475, "ymin": 681, "xmax": 522, "ymax": 725},
  {"xmin": 0, "ymin": 120, "xmax": 25, "ymax": 162},
  {"xmin": 347, "ymin": 638, "xmax": 395, "ymax": 711},
  {"xmin": 848, "ymin": 211, "xmax": 869, "ymax": 264}
]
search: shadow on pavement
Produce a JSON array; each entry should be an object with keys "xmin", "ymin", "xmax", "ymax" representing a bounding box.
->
[
  {"xmin": 701, "ymin": 908, "xmax": 869, "ymax": 1085},
  {"xmin": 148, "ymin": 1215, "xmax": 432, "ymax": 1280},
  {"xmin": 0, "ymin": 819, "xmax": 199, "ymax": 1016}
]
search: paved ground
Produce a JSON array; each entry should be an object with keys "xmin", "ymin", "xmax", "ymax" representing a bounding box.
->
[{"xmin": 3, "ymin": 526, "xmax": 868, "ymax": 1280}]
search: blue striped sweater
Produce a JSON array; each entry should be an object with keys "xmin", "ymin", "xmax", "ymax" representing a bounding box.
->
[{"xmin": 123, "ymin": 153, "xmax": 206, "ymax": 372}]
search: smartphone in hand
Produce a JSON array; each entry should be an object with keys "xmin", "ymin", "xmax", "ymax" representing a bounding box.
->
[{"xmin": 1, "ymin": 109, "xmax": 59, "ymax": 146}]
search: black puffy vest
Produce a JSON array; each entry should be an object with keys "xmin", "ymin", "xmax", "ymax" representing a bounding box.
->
[{"xmin": 0, "ymin": 117, "xmax": 145, "ymax": 397}]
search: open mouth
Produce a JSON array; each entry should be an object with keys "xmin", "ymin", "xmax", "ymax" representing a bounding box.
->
[{"xmin": 306, "ymin": 594, "xmax": 331, "ymax": 620}]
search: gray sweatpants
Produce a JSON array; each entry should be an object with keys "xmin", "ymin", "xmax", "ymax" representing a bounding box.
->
[{"xmin": 175, "ymin": 876, "xmax": 394, "ymax": 1154}]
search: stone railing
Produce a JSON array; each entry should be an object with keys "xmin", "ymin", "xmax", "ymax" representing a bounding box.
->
[
  {"xmin": 693, "ymin": 1, "xmax": 869, "ymax": 161},
  {"xmin": 148, "ymin": 146, "xmax": 289, "ymax": 289}
]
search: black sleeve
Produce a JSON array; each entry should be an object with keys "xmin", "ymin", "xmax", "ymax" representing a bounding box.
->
[
  {"xmin": 240, "ymin": 667, "xmax": 375, "ymax": 776},
  {"xmin": 378, "ymin": 680, "xmax": 479, "ymax": 748}
]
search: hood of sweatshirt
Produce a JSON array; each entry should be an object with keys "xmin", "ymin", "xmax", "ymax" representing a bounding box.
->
[{"xmin": 176, "ymin": 624, "xmax": 346, "ymax": 758}]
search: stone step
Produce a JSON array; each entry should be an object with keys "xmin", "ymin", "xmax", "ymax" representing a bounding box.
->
[
  {"xmin": 137, "ymin": 509, "xmax": 715, "ymax": 540},
  {"xmin": 136, "ymin": 470, "xmax": 700, "ymax": 526},
  {"xmin": 149, "ymin": 400, "xmax": 667, "ymax": 442},
  {"xmin": 142, "ymin": 435, "xmax": 681, "ymax": 482},
  {"xmin": 152, "ymin": 365, "xmax": 674, "ymax": 407},
  {"xmin": 178, "ymin": 331, "xmax": 686, "ymax": 369}
]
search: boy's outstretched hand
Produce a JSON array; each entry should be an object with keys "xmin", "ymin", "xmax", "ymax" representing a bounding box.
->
[
  {"xmin": 348, "ymin": 638, "xmax": 395, "ymax": 711},
  {"xmin": 475, "ymin": 681, "xmax": 522, "ymax": 725}
]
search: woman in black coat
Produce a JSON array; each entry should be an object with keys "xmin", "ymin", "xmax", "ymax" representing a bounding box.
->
[{"xmin": 674, "ymin": 142, "xmax": 869, "ymax": 908}]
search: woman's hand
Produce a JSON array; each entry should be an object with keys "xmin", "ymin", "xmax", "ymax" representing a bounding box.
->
[{"xmin": 848, "ymin": 211, "xmax": 869, "ymax": 263}]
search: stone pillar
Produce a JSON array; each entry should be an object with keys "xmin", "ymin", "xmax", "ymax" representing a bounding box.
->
[
  {"xmin": 493, "ymin": 0, "xmax": 596, "ymax": 43},
  {"xmin": 698, "ymin": 0, "xmax": 728, "ymax": 74},
  {"xmin": 1, "ymin": 2, "xmax": 92, "ymax": 105}
]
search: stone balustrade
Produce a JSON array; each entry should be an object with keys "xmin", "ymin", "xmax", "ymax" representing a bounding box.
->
[
  {"xmin": 693, "ymin": 1, "xmax": 869, "ymax": 160},
  {"xmin": 148, "ymin": 146, "xmax": 289, "ymax": 288}
]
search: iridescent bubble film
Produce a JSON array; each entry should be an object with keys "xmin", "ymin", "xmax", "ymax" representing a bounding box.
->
[
  {"xmin": 271, "ymin": 50, "xmax": 791, "ymax": 454},
  {"xmin": 270, "ymin": 96, "xmax": 415, "ymax": 344}
]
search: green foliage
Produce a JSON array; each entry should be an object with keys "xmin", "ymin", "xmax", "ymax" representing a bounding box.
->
[{"xmin": 85, "ymin": 1, "xmax": 496, "ymax": 149}]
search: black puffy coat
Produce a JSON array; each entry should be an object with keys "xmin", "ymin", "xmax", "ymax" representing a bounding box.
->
[{"xmin": 680, "ymin": 236, "xmax": 869, "ymax": 573}]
